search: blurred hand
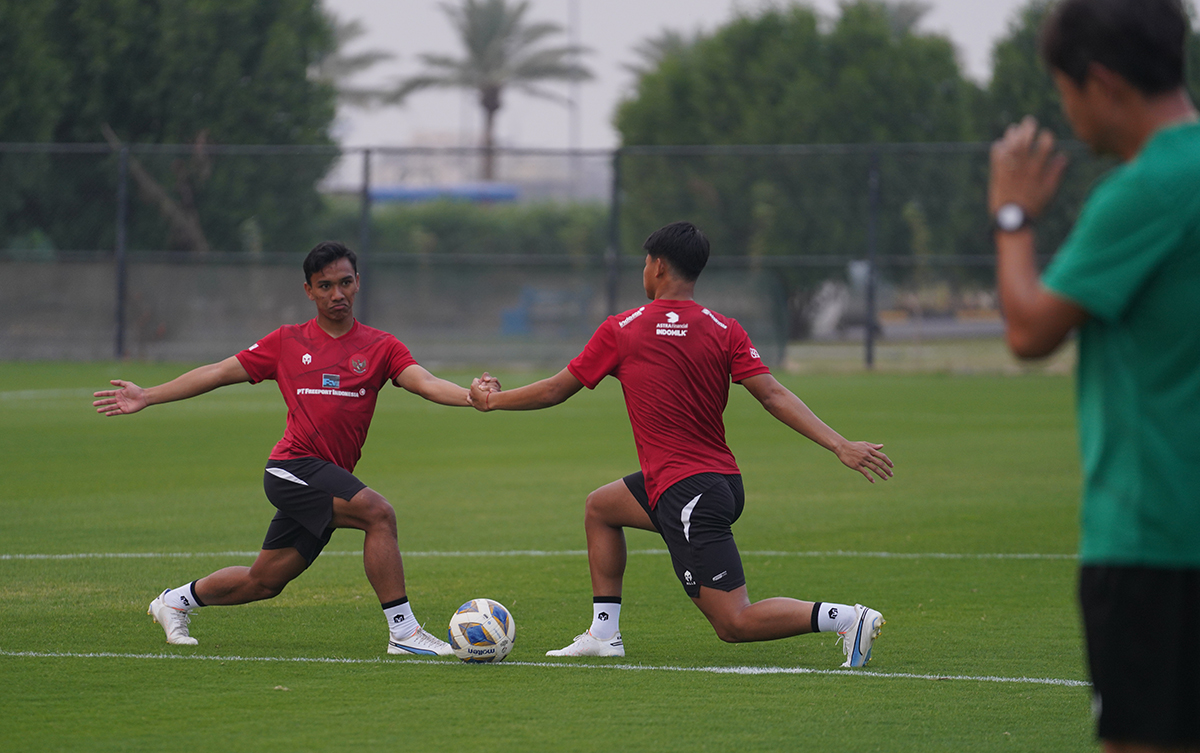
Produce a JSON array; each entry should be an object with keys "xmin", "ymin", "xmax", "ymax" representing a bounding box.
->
[
  {"xmin": 93, "ymin": 380, "xmax": 148, "ymax": 416},
  {"xmin": 989, "ymin": 116, "xmax": 1069, "ymax": 218}
]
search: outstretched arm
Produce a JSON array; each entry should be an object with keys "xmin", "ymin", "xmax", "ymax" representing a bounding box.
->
[
  {"xmin": 93, "ymin": 356, "xmax": 251, "ymax": 416},
  {"xmin": 469, "ymin": 368, "xmax": 584, "ymax": 412},
  {"xmin": 393, "ymin": 364, "xmax": 482, "ymax": 407},
  {"xmin": 740, "ymin": 373, "xmax": 893, "ymax": 483}
]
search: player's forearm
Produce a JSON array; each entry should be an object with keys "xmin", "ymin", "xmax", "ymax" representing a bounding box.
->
[
  {"xmin": 144, "ymin": 360, "xmax": 244, "ymax": 406},
  {"xmin": 416, "ymin": 379, "xmax": 472, "ymax": 407},
  {"xmin": 759, "ymin": 387, "xmax": 847, "ymax": 454},
  {"xmin": 485, "ymin": 380, "xmax": 568, "ymax": 411},
  {"xmin": 995, "ymin": 229, "xmax": 1041, "ymax": 345},
  {"xmin": 995, "ymin": 230, "xmax": 1069, "ymax": 357}
]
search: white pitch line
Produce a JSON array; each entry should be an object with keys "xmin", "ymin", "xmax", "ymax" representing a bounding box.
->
[
  {"xmin": 0, "ymin": 549, "xmax": 1078, "ymax": 561},
  {"xmin": 0, "ymin": 649, "xmax": 1090, "ymax": 688}
]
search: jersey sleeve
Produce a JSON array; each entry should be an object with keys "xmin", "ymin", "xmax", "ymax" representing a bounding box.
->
[
  {"xmin": 729, "ymin": 320, "xmax": 772, "ymax": 383},
  {"xmin": 235, "ymin": 327, "xmax": 282, "ymax": 384},
  {"xmin": 383, "ymin": 335, "xmax": 419, "ymax": 382},
  {"xmin": 1043, "ymin": 170, "xmax": 1188, "ymax": 323},
  {"xmin": 567, "ymin": 318, "xmax": 620, "ymax": 389}
]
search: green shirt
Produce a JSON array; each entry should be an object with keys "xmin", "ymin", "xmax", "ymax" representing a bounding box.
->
[{"xmin": 1043, "ymin": 121, "xmax": 1200, "ymax": 567}]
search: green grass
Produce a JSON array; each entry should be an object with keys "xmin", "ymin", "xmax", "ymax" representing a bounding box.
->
[{"xmin": 0, "ymin": 362, "xmax": 1091, "ymax": 751}]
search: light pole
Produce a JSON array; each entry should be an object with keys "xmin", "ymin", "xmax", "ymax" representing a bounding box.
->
[{"xmin": 568, "ymin": 0, "xmax": 582, "ymax": 197}]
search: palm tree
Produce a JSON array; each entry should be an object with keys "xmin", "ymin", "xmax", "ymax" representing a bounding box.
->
[
  {"xmin": 394, "ymin": 0, "xmax": 592, "ymax": 181},
  {"xmin": 311, "ymin": 12, "xmax": 396, "ymax": 109},
  {"xmin": 623, "ymin": 29, "xmax": 698, "ymax": 78}
]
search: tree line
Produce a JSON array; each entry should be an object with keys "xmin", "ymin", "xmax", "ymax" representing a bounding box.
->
[{"xmin": 3, "ymin": 0, "xmax": 1199, "ymax": 260}]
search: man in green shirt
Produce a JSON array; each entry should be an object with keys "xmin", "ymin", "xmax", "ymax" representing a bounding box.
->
[{"xmin": 988, "ymin": 0, "xmax": 1200, "ymax": 749}]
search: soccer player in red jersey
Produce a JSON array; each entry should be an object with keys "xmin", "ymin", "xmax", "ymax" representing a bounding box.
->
[
  {"xmin": 469, "ymin": 221, "xmax": 893, "ymax": 666},
  {"xmin": 94, "ymin": 241, "xmax": 492, "ymax": 656}
]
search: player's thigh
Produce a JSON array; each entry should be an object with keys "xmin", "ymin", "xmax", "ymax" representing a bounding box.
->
[
  {"xmin": 587, "ymin": 477, "xmax": 655, "ymax": 532},
  {"xmin": 330, "ymin": 486, "xmax": 393, "ymax": 531},
  {"xmin": 691, "ymin": 584, "xmax": 752, "ymax": 625}
]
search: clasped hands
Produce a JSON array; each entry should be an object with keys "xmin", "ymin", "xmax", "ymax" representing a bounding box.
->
[{"xmin": 468, "ymin": 372, "xmax": 502, "ymax": 411}]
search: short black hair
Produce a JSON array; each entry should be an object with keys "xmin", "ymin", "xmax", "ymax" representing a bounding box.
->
[
  {"xmin": 643, "ymin": 221, "xmax": 710, "ymax": 282},
  {"xmin": 1040, "ymin": 0, "xmax": 1188, "ymax": 95},
  {"xmin": 303, "ymin": 241, "xmax": 357, "ymax": 284}
]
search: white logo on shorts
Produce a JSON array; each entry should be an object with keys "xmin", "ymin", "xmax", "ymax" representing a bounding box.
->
[
  {"xmin": 713, "ymin": 571, "xmax": 728, "ymax": 582},
  {"xmin": 684, "ymin": 570, "xmax": 694, "ymax": 585}
]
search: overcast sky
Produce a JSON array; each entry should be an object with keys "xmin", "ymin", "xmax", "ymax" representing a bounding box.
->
[{"xmin": 322, "ymin": 0, "xmax": 1033, "ymax": 149}]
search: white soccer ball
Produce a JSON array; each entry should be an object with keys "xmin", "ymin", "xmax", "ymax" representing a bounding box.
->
[{"xmin": 447, "ymin": 598, "xmax": 516, "ymax": 663}]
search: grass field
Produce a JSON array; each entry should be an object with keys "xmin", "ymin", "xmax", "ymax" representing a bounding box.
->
[{"xmin": 0, "ymin": 361, "xmax": 1091, "ymax": 751}]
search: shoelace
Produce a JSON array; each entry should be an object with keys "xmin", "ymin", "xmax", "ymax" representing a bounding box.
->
[
  {"xmin": 167, "ymin": 607, "xmax": 191, "ymax": 635},
  {"xmin": 406, "ymin": 624, "xmax": 447, "ymax": 648}
]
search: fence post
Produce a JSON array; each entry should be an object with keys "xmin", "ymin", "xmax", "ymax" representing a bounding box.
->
[
  {"xmin": 358, "ymin": 148, "xmax": 372, "ymax": 325},
  {"xmin": 114, "ymin": 146, "xmax": 130, "ymax": 359},
  {"xmin": 865, "ymin": 149, "xmax": 881, "ymax": 370},
  {"xmin": 604, "ymin": 148, "xmax": 622, "ymax": 316}
]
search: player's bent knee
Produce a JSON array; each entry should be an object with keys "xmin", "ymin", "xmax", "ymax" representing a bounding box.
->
[
  {"xmin": 348, "ymin": 489, "xmax": 397, "ymax": 529},
  {"xmin": 258, "ymin": 582, "xmax": 286, "ymax": 600},
  {"xmin": 584, "ymin": 483, "xmax": 633, "ymax": 525},
  {"xmin": 711, "ymin": 621, "xmax": 748, "ymax": 643}
]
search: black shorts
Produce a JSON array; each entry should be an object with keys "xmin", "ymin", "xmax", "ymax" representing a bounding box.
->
[
  {"xmin": 1079, "ymin": 565, "xmax": 1200, "ymax": 746},
  {"xmin": 262, "ymin": 458, "xmax": 366, "ymax": 565},
  {"xmin": 624, "ymin": 472, "xmax": 746, "ymax": 598}
]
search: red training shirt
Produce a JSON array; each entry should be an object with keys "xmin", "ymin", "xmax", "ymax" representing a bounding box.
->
[
  {"xmin": 568, "ymin": 299, "xmax": 771, "ymax": 507},
  {"xmin": 236, "ymin": 319, "xmax": 417, "ymax": 472}
]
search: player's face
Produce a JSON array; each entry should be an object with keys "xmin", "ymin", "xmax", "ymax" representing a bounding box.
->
[
  {"xmin": 1053, "ymin": 70, "xmax": 1108, "ymax": 154},
  {"xmin": 304, "ymin": 258, "xmax": 359, "ymax": 323}
]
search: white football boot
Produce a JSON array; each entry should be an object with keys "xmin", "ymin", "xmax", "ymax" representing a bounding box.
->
[
  {"xmin": 387, "ymin": 625, "xmax": 455, "ymax": 656},
  {"xmin": 148, "ymin": 589, "xmax": 199, "ymax": 645},
  {"xmin": 546, "ymin": 631, "xmax": 625, "ymax": 657},
  {"xmin": 838, "ymin": 604, "xmax": 884, "ymax": 668}
]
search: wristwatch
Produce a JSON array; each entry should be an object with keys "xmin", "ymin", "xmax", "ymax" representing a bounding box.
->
[{"xmin": 993, "ymin": 203, "xmax": 1031, "ymax": 233}]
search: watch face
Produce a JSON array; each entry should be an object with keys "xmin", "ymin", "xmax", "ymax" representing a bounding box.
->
[{"xmin": 996, "ymin": 203, "xmax": 1026, "ymax": 232}]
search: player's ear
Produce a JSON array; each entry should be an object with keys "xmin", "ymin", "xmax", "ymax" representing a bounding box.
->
[{"xmin": 652, "ymin": 256, "xmax": 669, "ymax": 278}]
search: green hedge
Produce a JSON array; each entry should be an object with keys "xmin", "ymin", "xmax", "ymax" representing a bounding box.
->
[{"xmin": 312, "ymin": 198, "xmax": 609, "ymax": 257}]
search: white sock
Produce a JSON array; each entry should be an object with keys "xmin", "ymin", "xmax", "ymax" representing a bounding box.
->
[
  {"xmin": 162, "ymin": 582, "xmax": 202, "ymax": 612},
  {"xmin": 383, "ymin": 598, "xmax": 418, "ymax": 638},
  {"xmin": 814, "ymin": 602, "xmax": 856, "ymax": 634},
  {"xmin": 590, "ymin": 598, "xmax": 621, "ymax": 641}
]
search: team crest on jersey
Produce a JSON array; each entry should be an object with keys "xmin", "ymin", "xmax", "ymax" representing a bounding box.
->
[{"xmin": 349, "ymin": 355, "xmax": 368, "ymax": 375}]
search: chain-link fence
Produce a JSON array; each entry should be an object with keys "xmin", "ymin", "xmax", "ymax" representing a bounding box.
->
[{"xmin": 0, "ymin": 142, "xmax": 1110, "ymax": 368}]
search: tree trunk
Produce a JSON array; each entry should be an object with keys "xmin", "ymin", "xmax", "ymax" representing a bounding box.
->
[{"xmin": 480, "ymin": 86, "xmax": 501, "ymax": 182}]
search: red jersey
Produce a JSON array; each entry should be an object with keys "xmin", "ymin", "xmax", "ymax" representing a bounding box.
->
[
  {"xmin": 568, "ymin": 299, "xmax": 771, "ymax": 507},
  {"xmin": 235, "ymin": 319, "xmax": 417, "ymax": 472}
]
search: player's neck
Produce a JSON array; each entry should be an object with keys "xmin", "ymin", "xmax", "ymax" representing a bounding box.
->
[
  {"xmin": 316, "ymin": 316, "xmax": 356, "ymax": 338},
  {"xmin": 1118, "ymin": 89, "xmax": 1197, "ymax": 161},
  {"xmin": 651, "ymin": 280, "xmax": 695, "ymax": 302}
]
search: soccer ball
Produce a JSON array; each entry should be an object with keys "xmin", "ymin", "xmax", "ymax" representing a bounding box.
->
[{"xmin": 447, "ymin": 598, "xmax": 516, "ymax": 663}]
